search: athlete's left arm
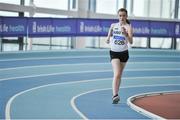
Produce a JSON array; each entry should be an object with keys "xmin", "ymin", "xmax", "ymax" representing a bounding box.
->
[{"xmin": 126, "ymin": 25, "xmax": 133, "ymax": 44}]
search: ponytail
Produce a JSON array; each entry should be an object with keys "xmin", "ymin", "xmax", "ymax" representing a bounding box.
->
[{"xmin": 126, "ymin": 19, "xmax": 130, "ymax": 24}]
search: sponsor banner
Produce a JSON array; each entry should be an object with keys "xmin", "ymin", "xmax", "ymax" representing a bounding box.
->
[
  {"xmin": 100, "ymin": 19, "xmax": 117, "ymax": 36},
  {"xmin": 52, "ymin": 18, "xmax": 76, "ymax": 36},
  {"xmin": 0, "ymin": 17, "xmax": 179, "ymax": 38},
  {"xmin": 130, "ymin": 20, "xmax": 150, "ymax": 37},
  {"xmin": 77, "ymin": 19, "xmax": 102, "ymax": 36},
  {"xmin": 28, "ymin": 18, "xmax": 54, "ymax": 37},
  {"xmin": 175, "ymin": 22, "xmax": 180, "ymax": 37},
  {"xmin": 150, "ymin": 21, "xmax": 175, "ymax": 37},
  {"xmin": 1, "ymin": 17, "xmax": 27, "ymax": 37},
  {"xmin": 0, "ymin": 17, "xmax": 2, "ymax": 37}
]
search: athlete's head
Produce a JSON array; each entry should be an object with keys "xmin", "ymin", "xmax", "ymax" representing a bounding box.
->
[{"xmin": 117, "ymin": 8, "xmax": 129, "ymax": 24}]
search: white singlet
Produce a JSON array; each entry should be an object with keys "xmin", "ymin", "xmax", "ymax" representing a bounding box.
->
[{"xmin": 110, "ymin": 22, "xmax": 129, "ymax": 52}]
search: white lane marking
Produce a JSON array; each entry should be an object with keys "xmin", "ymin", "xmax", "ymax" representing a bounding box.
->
[
  {"xmin": 5, "ymin": 74, "xmax": 180, "ymax": 120},
  {"xmin": 0, "ymin": 70, "xmax": 111, "ymax": 82},
  {"xmin": 5, "ymin": 78, "xmax": 111, "ymax": 120},
  {"xmin": 127, "ymin": 90, "xmax": 180, "ymax": 120},
  {"xmin": 1, "ymin": 68, "xmax": 180, "ymax": 82},
  {"xmin": 0, "ymin": 55, "xmax": 179, "ymax": 62},
  {"xmin": 71, "ymin": 88, "xmax": 111, "ymax": 120},
  {"xmin": 0, "ymin": 63, "xmax": 110, "ymax": 71},
  {"xmin": 71, "ymin": 85, "xmax": 180, "ymax": 120},
  {"xmin": 0, "ymin": 48, "xmax": 178, "ymax": 55},
  {"xmin": 1, "ymin": 61, "xmax": 180, "ymax": 71},
  {"xmin": 0, "ymin": 56, "xmax": 107, "ymax": 62}
]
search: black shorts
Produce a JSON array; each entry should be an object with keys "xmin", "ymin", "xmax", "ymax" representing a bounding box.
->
[{"xmin": 109, "ymin": 50, "xmax": 129, "ymax": 62}]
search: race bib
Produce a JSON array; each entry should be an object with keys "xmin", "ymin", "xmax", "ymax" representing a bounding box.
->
[{"xmin": 113, "ymin": 35, "xmax": 125, "ymax": 45}]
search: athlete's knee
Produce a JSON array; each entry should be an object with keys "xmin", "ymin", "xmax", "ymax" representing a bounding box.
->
[{"xmin": 114, "ymin": 73, "xmax": 121, "ymax": 80}]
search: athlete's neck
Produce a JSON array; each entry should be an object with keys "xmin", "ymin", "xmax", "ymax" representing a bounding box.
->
[{"xmin": 119, "ymin": 21, "xmax": 126, "ymax": 26}]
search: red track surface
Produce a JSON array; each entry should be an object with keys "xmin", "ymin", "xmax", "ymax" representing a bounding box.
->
[{"xmin": 133, "ymin": 93, "xmax": 180, "ymax": 119}]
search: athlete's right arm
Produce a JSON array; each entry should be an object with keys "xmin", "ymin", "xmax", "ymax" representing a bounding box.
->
[{"xmin": 106, "ymin": 24, "xmax": 114, "ymax": 44}]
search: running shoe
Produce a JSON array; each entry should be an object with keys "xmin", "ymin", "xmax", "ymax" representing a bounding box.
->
[{"xmin": 112, "ymin": 94, "xmax": 120, "ymax": 104}]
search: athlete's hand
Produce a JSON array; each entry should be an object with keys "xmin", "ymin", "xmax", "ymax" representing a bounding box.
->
[
  {"xmin": 121, "ymin": 27, "xmax": 128, "ymax": 37},
  {"xmin": 106, "ymin": 39, "xmax": 110, "ymax": 44}
]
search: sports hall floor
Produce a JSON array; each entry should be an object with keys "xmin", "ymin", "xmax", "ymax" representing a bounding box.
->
[{"xmin": 0, "ymin": 48, "xmax": 180, "ymax": 119}]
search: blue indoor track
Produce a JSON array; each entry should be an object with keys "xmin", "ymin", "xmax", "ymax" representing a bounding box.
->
[{"xmin": 0, "ymin": 49, "xmax": 180, "ymax": 119}]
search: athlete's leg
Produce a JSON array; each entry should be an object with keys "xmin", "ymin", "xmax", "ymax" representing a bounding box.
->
[{"xmin": 111, "ymin": 59, "xmax": 126, "ymax": 96}]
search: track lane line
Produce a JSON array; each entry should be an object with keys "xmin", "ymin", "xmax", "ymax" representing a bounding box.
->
[{"xmin": 71, "ymin": 85, "xmax": 180, "ymax": 120}]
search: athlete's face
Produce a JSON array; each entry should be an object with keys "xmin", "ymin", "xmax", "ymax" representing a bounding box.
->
[{"xmin": 118, "ymin": 11, "xmax": 127, "ymax": 24}]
